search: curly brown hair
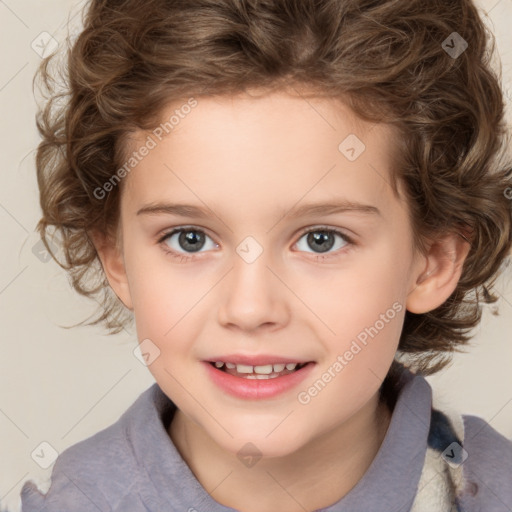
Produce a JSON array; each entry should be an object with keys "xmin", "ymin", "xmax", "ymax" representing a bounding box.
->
[{"xmin": 34, "ymin": 0, "xmax": 512, "ymax": 375}]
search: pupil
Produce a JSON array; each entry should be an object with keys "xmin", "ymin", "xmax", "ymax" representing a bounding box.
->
[
  {"xmin": 180, "ymin": 230, "xmax": 205, "ymax": 252},
  {"xmin": 308, "ymin": 231, "xmax": 334, "ymax": 253}
]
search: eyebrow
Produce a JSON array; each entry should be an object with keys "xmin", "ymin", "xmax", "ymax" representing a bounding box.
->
[{"xmin": 136, "ymin": 201, "xmax": 381, "ymax": 219}]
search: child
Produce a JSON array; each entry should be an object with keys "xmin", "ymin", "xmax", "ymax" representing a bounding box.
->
[{"xmin": 19, "ymin": 0, "xmax": 512, "ymax": 510}]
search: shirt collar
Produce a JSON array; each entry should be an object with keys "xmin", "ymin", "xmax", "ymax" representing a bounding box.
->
[{"xmin": 128, "ymin": 369, "xmax": 432, "ymax": 511}]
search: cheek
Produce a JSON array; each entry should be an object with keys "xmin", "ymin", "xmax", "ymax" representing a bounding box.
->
[
  {"xmin": 306, "ymin": 242, "xmax": 408, "ymax": 379},
  {"xmin": 123, "ymin": 240, "xmax": 193, "ymax": 332},
  {"xmin": 305, "ymin": 300, "xmax": 405, "ymax": 422},
  {"xmin": 125, "ymin": 254, "xmax": 210, "ymax": 364},
  {"xmin": 311, "ymin": 249, "xmax": 407, "ymax": 332}
]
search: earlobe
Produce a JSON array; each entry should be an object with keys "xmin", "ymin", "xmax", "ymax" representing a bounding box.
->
[
  {"xmin": 88, "ymin": 230, "xmax": 134, "ymax": 311},
  {"xmin": 406, "ymin": 232, "xmax": 472, "ymax": 314}
]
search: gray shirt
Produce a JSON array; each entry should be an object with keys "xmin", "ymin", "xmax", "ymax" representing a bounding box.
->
[{"xmin": 20, "ymin": 371, "xmax": 512, "ymax": 511}]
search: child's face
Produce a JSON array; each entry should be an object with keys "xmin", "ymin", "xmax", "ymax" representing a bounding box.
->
[{"xmin": 111, "ymin": 89, "xmax": 427, "ymax": 456}]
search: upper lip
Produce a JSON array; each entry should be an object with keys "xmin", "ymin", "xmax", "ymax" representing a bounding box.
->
[{"xmin": 205, "ymin": 354, "xmax": 314, "ymax": 366}]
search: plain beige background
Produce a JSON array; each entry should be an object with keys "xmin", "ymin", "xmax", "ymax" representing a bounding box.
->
[{"xmin": 0, "ymin": 0, "xmax": 511, "ymax": 511}]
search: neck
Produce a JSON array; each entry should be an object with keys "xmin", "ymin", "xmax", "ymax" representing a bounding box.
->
[{"xmin": 168, "ymin": 391, "xmax": 392, "ymax": 512}]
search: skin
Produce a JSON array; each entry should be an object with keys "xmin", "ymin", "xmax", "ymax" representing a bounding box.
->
[{"xmin": 92, "ymin": 87, "xmax": 471, "ymax": 512}]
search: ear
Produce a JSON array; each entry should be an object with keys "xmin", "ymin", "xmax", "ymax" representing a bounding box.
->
[
  {"xmin": 88, "ymin": 229, "xmax": 134, "ymax": 311},
  {"xmin": 406, "ymin": 231, "xmax": 471, "ymax": 314}
]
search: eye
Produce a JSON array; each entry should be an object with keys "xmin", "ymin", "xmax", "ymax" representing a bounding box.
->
[
  {"xmin": 158, "ymin": 227, "xmax": 218, "ymax": 260},
  {"xmin": 157, "ymin": 225, "xmax": 354, "ymax": 263},
  {"xmin": 294, "ymin": 227, "xmax": 353, "ymax": 257}
]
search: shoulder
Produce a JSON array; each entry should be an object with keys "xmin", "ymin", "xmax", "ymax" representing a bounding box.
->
[
  {"xmin": 20, "ymin": 385, "xmax": 159, "ymax": 512},
  {"xmin": 415, "ymin": 375, "xmax": 512, "ymax": 510},
  {"xmin": 462, "ymin": 414, "xmax": 512, "ymax": 465},
  {"xmin": 458, "ymin": 414, "xmax": 512, "ymax": 508},
  {"xmin": 21, "ymin": 422, "xmax": 137, "ymax": 512}
]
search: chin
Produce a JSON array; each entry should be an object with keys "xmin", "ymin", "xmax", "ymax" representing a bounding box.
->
[{"xmin": 215, "ymin": 429, "xmax": 308, "ymax": 461}]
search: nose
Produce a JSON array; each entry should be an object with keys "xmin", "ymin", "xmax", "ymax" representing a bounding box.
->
[{"xmin": 217, "ymin": 248, "xmax": 290, "ymax": 333}]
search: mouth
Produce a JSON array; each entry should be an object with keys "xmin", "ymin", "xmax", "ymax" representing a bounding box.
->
[
  {"xmin": 206, "ymin": 361, "xmax": 312, "ymax": 379},
  {"xmin": 203, "ymin": 358, "xmax": 316, "ymax": 399}
]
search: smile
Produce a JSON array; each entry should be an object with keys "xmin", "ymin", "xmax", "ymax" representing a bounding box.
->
[
  {"xmin": 209, "ymin": 361, "xmax": 309, "ymax": 379},
  {"xmin": 203, "ymin": 360, "xmax": 316, "ymax": 399}
]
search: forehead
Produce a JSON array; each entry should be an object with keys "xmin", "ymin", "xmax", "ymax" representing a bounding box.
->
[{"xmin": 120, "ymin": 90, "xmax": 403, "ymax": 222}]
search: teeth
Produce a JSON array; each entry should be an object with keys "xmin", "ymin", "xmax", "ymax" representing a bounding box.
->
[
  {"xmin": 236, "ymin": 364, "xmax": 254, "ymax": 374},
  {"xmin": 245, "ymin": 374, "xmax": 280, "ymax": 380},
  {"xmin": 254, "ymin": 364, "xmax": 273, "ymax": 374},
  {"xmin": 211, "ymin": 361, "xmax": 307, "ymax": 374}
]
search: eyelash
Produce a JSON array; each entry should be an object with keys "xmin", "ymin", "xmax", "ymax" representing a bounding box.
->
[{"xmin": 157, "ymin": 225, "xmax": 355, "ymax": 263}]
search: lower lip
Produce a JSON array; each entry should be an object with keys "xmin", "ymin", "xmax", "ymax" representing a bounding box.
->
[{"xmin": 202, "ymin": 361, "xmax": 316, "ymax": 399}]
